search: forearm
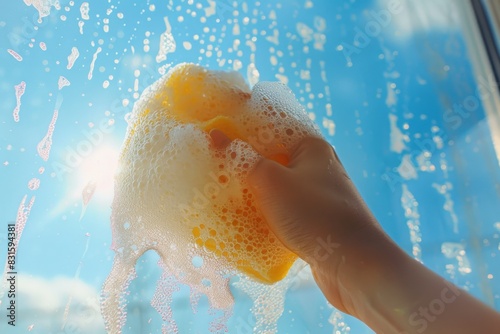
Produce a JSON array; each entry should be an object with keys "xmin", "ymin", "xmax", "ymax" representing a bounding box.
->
[
  {"xmin": 311, "ymin": 229, "xmax": 500, "ymax": 334},
  {"xmin": 245, "ymin": 134, "xmax": 500, "ymax": 332}
]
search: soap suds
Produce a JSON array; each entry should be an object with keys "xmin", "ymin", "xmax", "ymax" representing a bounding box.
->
[{"xmin": 101, "ymin": 63, "xmax": 321, "ymax": 333}]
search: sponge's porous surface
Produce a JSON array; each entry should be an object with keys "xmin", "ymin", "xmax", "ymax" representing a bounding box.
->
[{"xmin": 101, "ymin": 63, "xmax": 320, "ymax": 330}]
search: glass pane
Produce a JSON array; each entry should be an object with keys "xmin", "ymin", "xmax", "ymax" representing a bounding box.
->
[{"xmin": 1, "ymin": 0, "xmax": 499, "ymax": 333}]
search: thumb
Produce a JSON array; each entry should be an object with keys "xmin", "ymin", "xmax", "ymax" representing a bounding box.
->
[
  {"xmin": 249, "ymin": 137, "xmax": 334, "ymax": 190},
  {"xmin": 248, "ymin": 156, "xmax": 289, "ymax": 193},
  {"xmin": 288, "ymin": 137, "xmax": 336, "ymax": 168},
  {"xmin": 287, "ymin": 137, "xmax": 347, "ymax": 178}
]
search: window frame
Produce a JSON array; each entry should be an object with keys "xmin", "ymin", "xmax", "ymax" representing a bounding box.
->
[
  {"xmin": 460, "ymin": 0, "xmax": 500, "ymax": 163},
  {"xmin": 472, "ymin": 0, "xmax": 500, "ymax": 89}
]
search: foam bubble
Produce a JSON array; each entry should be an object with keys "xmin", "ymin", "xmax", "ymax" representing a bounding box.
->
[
  {"xmin": 102, "ymin": 63, "xmax": 321, "ymax": 332},
  {"xmin": 13, "ymin": 81, "xmax": 26, "ymax": 122}
]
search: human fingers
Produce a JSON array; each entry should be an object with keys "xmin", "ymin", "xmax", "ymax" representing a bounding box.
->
[
  {"xmin": 287, "ymin": 137, "xmax": 350, "ymax": 185},
  {"xmin": 209, "ymin": 128, "xmax": 232, "ymax": 149}
]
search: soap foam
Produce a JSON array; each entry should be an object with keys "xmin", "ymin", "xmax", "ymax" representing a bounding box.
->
[{"xmin": 101, "ymin": 63, "xmax": 321, "ymax": 333}]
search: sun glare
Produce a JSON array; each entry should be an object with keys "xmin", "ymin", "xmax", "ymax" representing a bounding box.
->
[{"xmin": 76, "ymin": 145, "xmax": 120, "ymax": 203}]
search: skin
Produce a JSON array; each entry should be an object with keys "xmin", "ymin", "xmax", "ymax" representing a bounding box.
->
[{"xmin": 210, "ymin": 129, "xmax": 500, "ymax": 334}]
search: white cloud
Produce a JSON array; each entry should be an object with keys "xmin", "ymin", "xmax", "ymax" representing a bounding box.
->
[
  {"xmin": 377, "ymin": 0, "xmax": 461, "ymax": 39},
  {"xmin": 0, "ymin": 275, "xmax": 106, "ymax": 333}
]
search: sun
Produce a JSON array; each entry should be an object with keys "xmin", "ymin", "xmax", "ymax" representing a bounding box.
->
[
  {"xmin": 48, "ymin": 145, "xmax": 121, "ymax": 220},
  {"xmin": 76, "ymin": 145, "xmax": 120, "ymax": 203}
]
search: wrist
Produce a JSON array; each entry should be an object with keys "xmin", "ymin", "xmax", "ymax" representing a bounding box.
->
[
  {"xmin": 327, "ymin": 232, "xmax": 436, "ymax": 333},
  {"xmin": 310, "ymin": 224, "xmax": 414, "ymax": 318},
  {"xmin": 337, "ymin": 235, "xmax": 413, "ymax": 319}
]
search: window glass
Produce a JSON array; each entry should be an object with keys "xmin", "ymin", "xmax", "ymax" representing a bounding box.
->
[{"xmin": 1, "ymin": 0, "xmax": 499, "ymax": 333}]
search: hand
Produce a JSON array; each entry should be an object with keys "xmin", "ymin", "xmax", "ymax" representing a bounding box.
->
[
  {"xmin": 247, "ymin": 134, "xmax": 398, "ymax": 316},
  {"xmin": 210, "ymin": 129, "xmax": 387, "ymax": 314},
  {"xmin": 210, "ymin": 129, "xmax": 500, "ymax": 333}
]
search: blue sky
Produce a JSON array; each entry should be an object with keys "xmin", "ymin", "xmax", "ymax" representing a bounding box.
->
[{"xmin": 1, "ymin": 0, "xmax": 499, "ymax": 333}]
